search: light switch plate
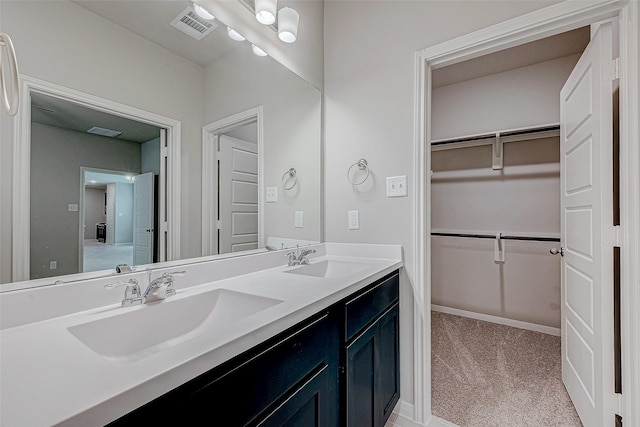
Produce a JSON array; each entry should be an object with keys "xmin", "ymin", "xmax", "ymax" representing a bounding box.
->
[
  {"xmin": 386, "ymin": 176, "xmax": 408, "ymax": 197},
  {"xmin": 348, "ymin": 210, "xmax": 359, "ymax": 230},
  {"xmin": 68, "ymin": 203, "xmax": 79, "ymax": 212},
  {"xmin": 295, "ymin": 211, "xmax": 303, "ymax": 228},
  {"xmin": 266, "ymin": 187, "xmax": 278, "ymax": 202}
]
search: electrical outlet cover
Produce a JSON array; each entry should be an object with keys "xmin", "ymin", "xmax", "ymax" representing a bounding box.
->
[
  {"xmin": 348, "ymin": 210, "xmax": 359, "ymax": 230},
  {"xmin": 295, "ymin": 211, "xmax": 303, "ymax": 228}
]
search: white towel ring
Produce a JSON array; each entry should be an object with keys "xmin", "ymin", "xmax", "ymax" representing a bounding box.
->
[
  {"xmin": 347, "ymin": 159, "xmax": 369, "ymax": 186},
  {"xmin": 0, "ymin": 33, "xmax": 20, "ymax": 116},
  {"xmin": 282, "ymin": 168, "xmax": 298, "ymax": 190}
]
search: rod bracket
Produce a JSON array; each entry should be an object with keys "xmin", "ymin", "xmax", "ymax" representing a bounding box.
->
[{"xmin": 492, "ymin": 133, "xmax": 503, "ymax": 170}]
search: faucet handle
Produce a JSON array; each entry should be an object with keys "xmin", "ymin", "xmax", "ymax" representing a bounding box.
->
[
  {"xmin": 105, "ymin": 278, "xmax": 142, "ymax": 307},
  {"xmin": 161, "ymin": 271, "xmax": 185, "ymax": 297},
  {"xmin": 285, "ymin": 251, "xmax": 298, "ymax": 266}
]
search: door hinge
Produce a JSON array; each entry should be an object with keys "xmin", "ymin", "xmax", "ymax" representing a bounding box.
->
[
  {"xmin": 216, "ymin": 220, "xmax": 222, "ymax": 230},
  {"xmin": 604, "ymin": 225, "xmax": 621, "ymax": 247},
  {"xmin": 606, "ymin": 392, "xmax": 623, "ymax": 417},
  {"xmin": 603, "ymin": 58, "xmax": 620, "ymax": 81}
]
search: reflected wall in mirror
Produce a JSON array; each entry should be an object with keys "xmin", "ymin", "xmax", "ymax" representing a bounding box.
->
[{"xmin": 0, "ymin": 0, "xmax": 322, "ymax": 285}]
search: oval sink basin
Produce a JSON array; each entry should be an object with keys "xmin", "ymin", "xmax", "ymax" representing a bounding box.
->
[
  {"xmin": 284, "ymin": 260, "xmax": 371, "ymax": 279},
  {"xmin": 68, "ymin": 289, "xmax": 282, "ymax": 363}
]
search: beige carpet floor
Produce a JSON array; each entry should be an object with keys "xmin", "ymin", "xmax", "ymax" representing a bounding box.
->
[{"xmin": 431, "ymin": 311, "xmax": 583, "ymax": 427}]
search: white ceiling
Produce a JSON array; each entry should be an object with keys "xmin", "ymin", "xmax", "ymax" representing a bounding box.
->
[
  {"xmin": 31, "ymin": 92, "xmax": 161, "ymax": 143},
  {"xmin": 432, "ymin": 27, "xmax": 590, "ymax": 88}
]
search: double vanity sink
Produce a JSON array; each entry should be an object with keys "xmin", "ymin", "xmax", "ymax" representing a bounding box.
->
[{"xmin": 0, "ymin": 243, "xmax": 402, "ymax": 427}]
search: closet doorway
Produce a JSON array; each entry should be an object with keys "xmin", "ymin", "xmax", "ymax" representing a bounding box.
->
[{"xmin": 428, "ymin": 23, "xmax": 618, "ymax": 427}]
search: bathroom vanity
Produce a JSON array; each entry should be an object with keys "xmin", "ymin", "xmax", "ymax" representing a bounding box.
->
[{"xmin": 0, "ymin": 243, "xmax": 401, "ymax": 426}]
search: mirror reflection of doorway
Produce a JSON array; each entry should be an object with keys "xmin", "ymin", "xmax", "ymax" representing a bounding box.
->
[
  {"xmin": 29, "ymin": 92, "xmax": 162, "ymax": 278},
  {"xmin": 81, "ymin": 169, "xmax": 155, "ymax": 273}
]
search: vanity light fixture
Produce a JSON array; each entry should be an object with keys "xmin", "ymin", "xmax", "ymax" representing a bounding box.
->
[
  {"xmin": 193, "ymin": 2, "xmax": 215, "ymax": 21},
  {"xmin": 252, "ymin": 44, "xmax": 268, "ymax": 57},
  {"xmin": 227, "ymin": 26, "xmax": 245, "ymax": 41},
  {"xmin": 255, "ymin": 0, "xmax": 277, "ymax": 25},
  {"xmin": 253, "ymin": 0, "xmax": 300, "ymax": 44},
  {"xmin": 277, "ymin": 7, "xmax": 299, "ymax": 43}
]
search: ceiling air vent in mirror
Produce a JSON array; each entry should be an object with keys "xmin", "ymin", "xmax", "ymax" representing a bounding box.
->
[
  {"xmin": 170, "ymin": 6, "xmax": 218, "ymax": 40},
  {"xmin": 87, "ymin": 126, "xmax": 122, "ymax": 138}
]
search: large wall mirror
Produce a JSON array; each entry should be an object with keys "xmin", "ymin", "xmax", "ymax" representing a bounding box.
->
[{"xmin": 0, "ymin": 0, "xmax": 321, "ymax": 285}]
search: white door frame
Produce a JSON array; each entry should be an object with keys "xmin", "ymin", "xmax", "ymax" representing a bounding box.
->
[
  {"xmin": 412, "ymin": 1, "xmax": 639, "ymax": 426},
  {"xmin": 201, "ymin": 106, "xmax": 264, "ymax": 256},
  {"xmin": 12, "ymin": 75, "xmax": 182, "ymax": 281}
]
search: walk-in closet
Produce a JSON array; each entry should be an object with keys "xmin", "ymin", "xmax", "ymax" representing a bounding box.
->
[{"xmin": 429, "ymin": 27, "xmax": 594, "ymax": 426}]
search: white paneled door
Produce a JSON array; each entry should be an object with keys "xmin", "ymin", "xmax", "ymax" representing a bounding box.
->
[
  {"xmin": 560, "ymin": 22, "xmax": 615, "ymax": 427},
  {"xmin": 218, "ymin": 135, "xmax": 259, "ymax": 253},
  {"xmin": 133, "ymin": 172, "xmax": 154, "ymax": 265}
]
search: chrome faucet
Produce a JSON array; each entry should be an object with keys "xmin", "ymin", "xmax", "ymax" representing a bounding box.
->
[
  {"xmin": 143, "ymin": 271, "xmax": 185, "ymax": 303},
  {"xmin": 104, "ymin": 278, "xmax": 142, "ymax": 306},
  {"xmin": 285, "ymin": 246, "xmax": 316, "ymax": 266}
]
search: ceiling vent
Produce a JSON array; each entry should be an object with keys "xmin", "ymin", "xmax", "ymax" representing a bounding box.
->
[
  {"xmin": 87, "ymin": 126, "xmax": 122, "ymax": 138},
  {"xmin": 170, "ymin": 6, "xmax": 218, "ymax": 40}
]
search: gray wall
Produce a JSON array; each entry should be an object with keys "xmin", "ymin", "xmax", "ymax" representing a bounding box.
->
[
  {"xmin": 30, "ymin": 123, "xmax": 141, "ymax": 279},
  {"xmin": 204, "ymin": 45, "xmax": 322, "ymax": 243},
  {"xmin": 84, "ymin": 187, "xmax": 106, "ymax": 239},
  {"xmin": 323, "ymin": 0, "xmax": 562, "ymax": 410}
]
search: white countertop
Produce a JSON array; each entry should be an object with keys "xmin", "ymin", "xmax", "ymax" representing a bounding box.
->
[{"xmin": 0, "ymin": 244, "xmax": 402, "ymax": 427}]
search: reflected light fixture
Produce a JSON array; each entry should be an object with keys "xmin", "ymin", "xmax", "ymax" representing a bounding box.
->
[
  {"xmin": 277, "ymin": 7, "xmax": 299, "ymax": 43},
  {"xmin": 255, "ymin": 0, "xmax": 277, "ymax": 25},
  {"xmin": 252, "ymin": 44, "xmax": 268, "ymax": 57},
  {"xmin": 193, "ymin": 2, "xmax": 215, "ymax": 20},
  {"xmin": 227, "ymin": 26, "xmax": 245, "ymax": 41}
]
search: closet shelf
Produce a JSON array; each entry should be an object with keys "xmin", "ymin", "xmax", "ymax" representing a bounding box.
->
[{"xmin": 431, "ymin": 124, "xmax": 560, "ymax": 169}]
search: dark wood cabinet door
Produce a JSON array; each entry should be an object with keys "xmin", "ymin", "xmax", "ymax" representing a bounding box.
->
[
  {"xmin": 345, "ymin": 303, "xmax": 399, "ymax": 427},
  {"xmin": 256, "ymin": 363, "xmax": 338, "ymax": 427}
]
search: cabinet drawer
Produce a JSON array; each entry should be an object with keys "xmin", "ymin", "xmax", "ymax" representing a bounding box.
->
[{"xmin": 344, "ymin": 272, "xmax": 399, "ymax": 342}]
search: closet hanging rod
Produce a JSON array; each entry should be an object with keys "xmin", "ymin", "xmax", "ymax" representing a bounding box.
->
[
  {"xmin": 431, "ymin": 231, "xmax": 560, "ymax": 243},
  {"xmin": 431, "ymin": 124, "xmax": 560, "ymax": 147}
]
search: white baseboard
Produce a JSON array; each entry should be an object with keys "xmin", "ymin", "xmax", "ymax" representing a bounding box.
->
[
  {"xmin": 384, "ymin": 401, "xmax": 460, "ymax": 427},
  {"xmin": 428, "ymin": 416, "xmax": 460, "ymax": 427},
  {"xmin": 431, "ymin": 305, "xmax": 561, "ymax": 336},
  {"xmin": 385, "ymin": 401, "xmax": 425, "ymax": 427}
]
